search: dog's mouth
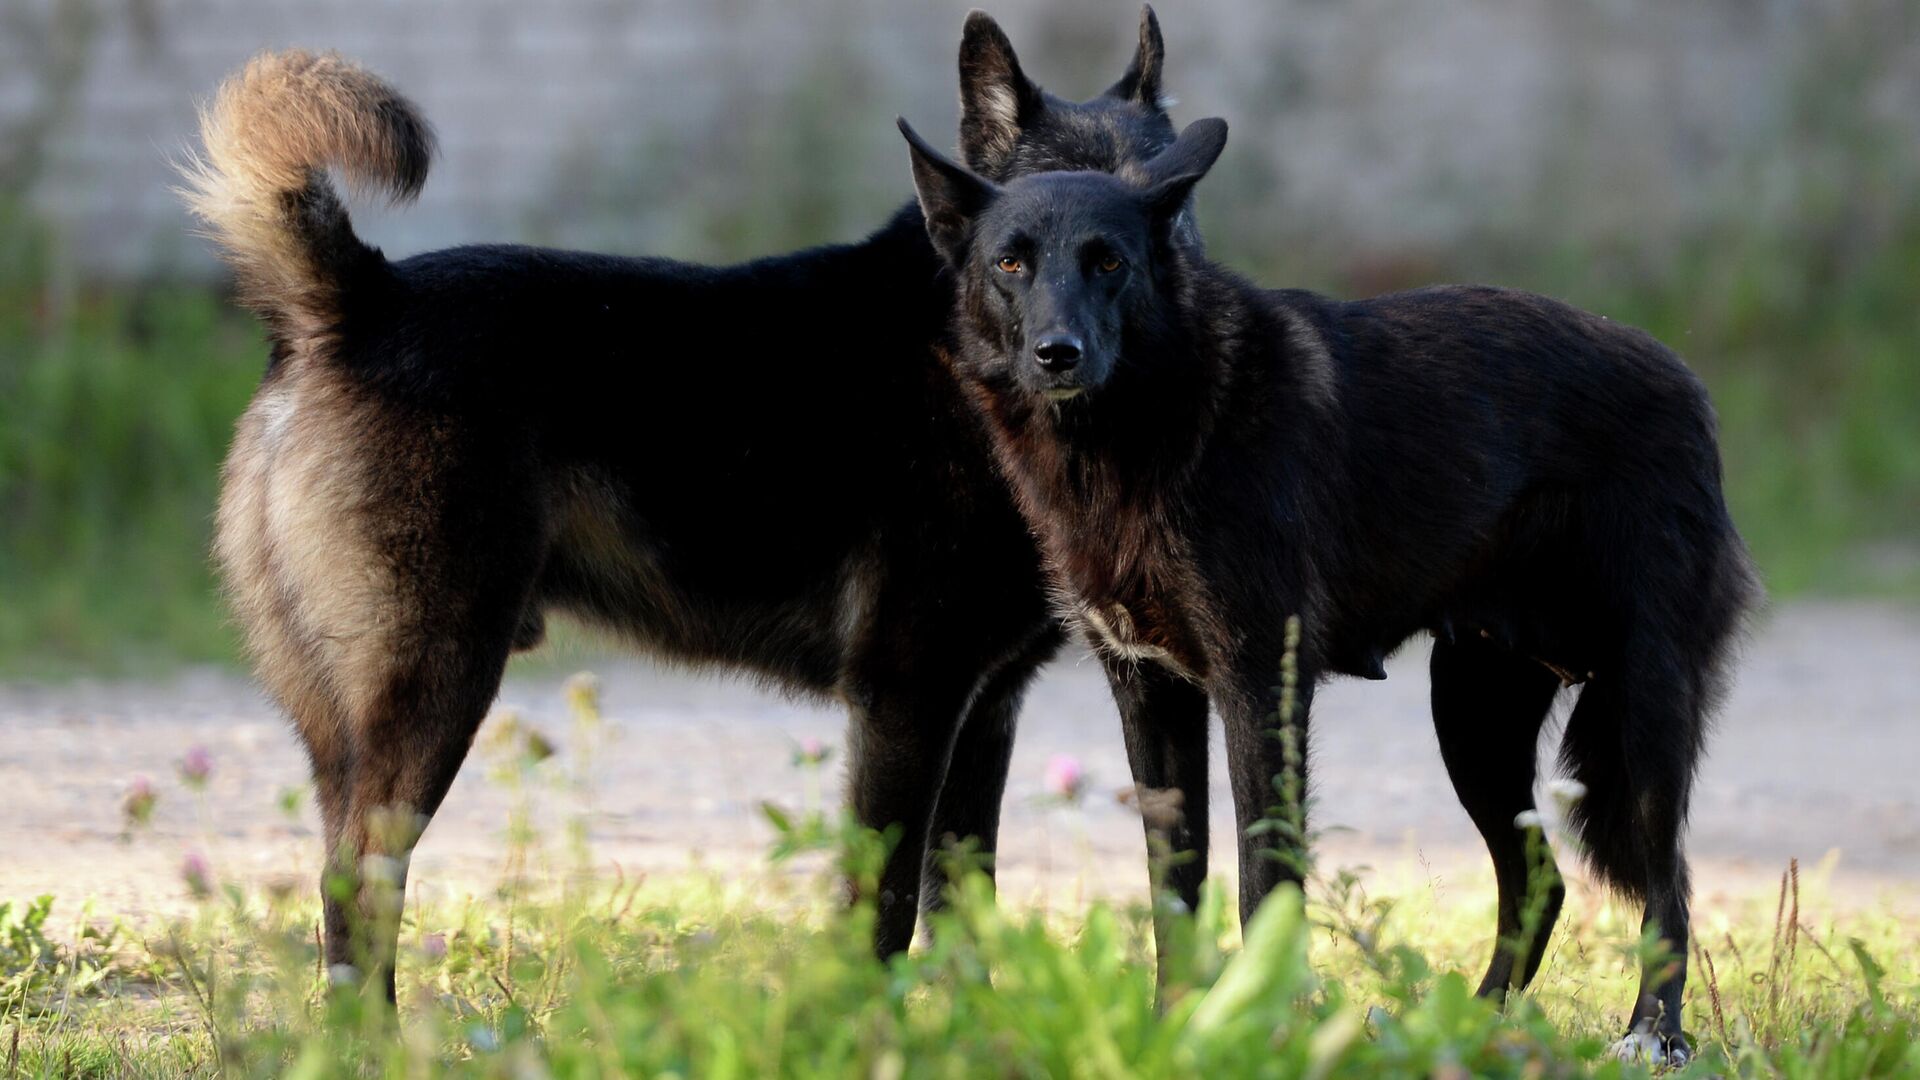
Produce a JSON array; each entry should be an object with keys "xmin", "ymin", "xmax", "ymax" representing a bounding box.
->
[{"xmin": 1044, "ymin": 387, "xmax": 1085, "ymax": 403}]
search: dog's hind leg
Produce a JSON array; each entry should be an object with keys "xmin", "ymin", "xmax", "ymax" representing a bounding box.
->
[
  {"xmin": 303, "ymin": 711, "xmax": 358, "ymax": 985},
  {"xmin": 1561, "ymin": 648, "xmax": 1705, "ymax": 1066},
  {"xmin": 327, "ymin": 622, "xmax": 524, "ymax": 1001},
  {"xmin": 921, "ymin": 625, "xmax": 1062, "ymax": 917},
  {"xmin": 284, "ymin": 632, "xmax": 498, "ymax": 1006},
  {"xmin": 244, "ymin": 398, "xmax": 544, "ymax": 1001},
  {"xmin": 1430, "ymin": 636, "xmax": 1565, "ymax": 997},
  {"xmin": 1103, "ymin": 657, "xmax": 1210, "ymax": 968}
]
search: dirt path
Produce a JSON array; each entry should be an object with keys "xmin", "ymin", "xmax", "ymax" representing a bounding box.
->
[{"xmin": 3, "ymin": 601, "xmax": 1916, "ymax": 922}]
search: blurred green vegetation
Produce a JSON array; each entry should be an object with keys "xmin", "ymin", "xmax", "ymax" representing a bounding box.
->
[
  {"xmin": 3, "ymin": 178, "xmax": 1918, "ymax": 673},
  {"xmin": 1, "ymin": 207, "xmax": 260, "ymax": 673}
]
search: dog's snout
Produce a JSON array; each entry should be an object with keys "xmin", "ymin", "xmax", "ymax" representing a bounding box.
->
[{"xmin": 1034, "ymin": 334, "xmax": 1083, "ymax": 372}]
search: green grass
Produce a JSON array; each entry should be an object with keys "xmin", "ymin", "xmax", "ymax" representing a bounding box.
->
[
  {"xmin": 3, "ymin": 205, "xmax": 1918, "ymax": 673},
  {"xmin": 11, "ymin": 875, "xmax": 1918, "ymax": 1078},
  {"xmin": 2, "ymin": 775, "xmax": 1914, "ymax": 1076}
]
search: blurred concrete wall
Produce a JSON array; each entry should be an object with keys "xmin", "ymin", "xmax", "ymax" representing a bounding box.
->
[{"xmin": 3, "ymin": 0, "xmax": 1914, "ymax": 278}]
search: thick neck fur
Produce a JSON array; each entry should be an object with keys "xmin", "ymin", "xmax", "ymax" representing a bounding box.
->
[{"xmin": 956, "ymin": 252, "xmax": 1315, "ymax": 620}]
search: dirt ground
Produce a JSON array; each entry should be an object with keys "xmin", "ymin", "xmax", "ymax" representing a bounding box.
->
[{"xmin": 3, "ymin": 601, "xmax": 1916, "ymax": 924}]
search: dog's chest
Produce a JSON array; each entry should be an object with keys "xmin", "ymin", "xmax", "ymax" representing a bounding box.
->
[{"xmin": 1075, "ymin": 593, "xmax": 1208, "ymax": 681}]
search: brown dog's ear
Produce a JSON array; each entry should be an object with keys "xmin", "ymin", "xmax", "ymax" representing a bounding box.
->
[
  {"xmin": 957, "ymin": 10, "xmax": 1045, "ymax": 175},
  {"xmin": 900, "ymin": 118, "xmax": 1003, "ymax": 267},
  {"xmin": 1105, "ymin": 6, "xmax": 1168, "ymax": 110},
  {"xmin": 1141, "ymin": 117, "xmax": 1226, "ymax": 223}
]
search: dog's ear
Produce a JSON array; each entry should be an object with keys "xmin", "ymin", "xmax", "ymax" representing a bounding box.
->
[
  {"xmin": 1140, "ymin": 117, "xmax": 1226, "ymax": 223},
  {"xmin": 958, "ymin": 10, "xmax": 1045, "ymax": 175},
  {"xmin": 1105, "ymin": 6, "xmax": 1168, "ymax": 111},
  {"xmin": 901, "ymin": 118, "xmax": 1002, "ymax": 267}
]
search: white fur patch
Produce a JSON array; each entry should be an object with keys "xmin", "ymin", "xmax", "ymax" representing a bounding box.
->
[
  {"xmin": 969, "ymin": 84, "xmax": 1020, "ymax": 163},
  {"xmin": 1608, "ymin": 1030, "xmax": 1685, "ymax": 1067},
  {"xmin": 1080, "ymin": 604, "xmax": 1196, "ymax": 680},
  {"xmin": 979, "ymin": 84, "xmax": 1019, "ymax": 131},
  {"xmin": 256, "ymin": 384, "xmax": 296, "ymax": 447}
]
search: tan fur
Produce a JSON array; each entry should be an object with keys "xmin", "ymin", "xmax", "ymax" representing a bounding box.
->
[
  {"xmin": 215, "ymin": 368, "xmax": 408, "ymax": 746},
  {"xmin": 185, "ymin": 49, "xmax": 442, "ymax": 797},
  {"xmin": 261, "ymin": 380, "xmax": 409, "ymax": 718},
  {"xmin": 179, "ymin": 50, "xmax": 432, "ymax": 341},
  {"xmin": 213, "ymin": 357, "xmax": 476, "ymax": 925},
  {"xmin": 214, "ymin": 386, "xmax": 335, "ymax": 732}
]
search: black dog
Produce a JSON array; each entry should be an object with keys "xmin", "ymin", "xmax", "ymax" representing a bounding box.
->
[
  {"xmin": 181, "ymin": 10, "xmax": 1191, "ymax": 997},
  {"xmin": 902, "ymin": 116, "xmax": 1760, "ymax": 1065}
]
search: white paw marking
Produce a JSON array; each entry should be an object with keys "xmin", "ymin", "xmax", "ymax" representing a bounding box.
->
[
  {"xmin": 1609, "ymin": 1031, "xmax": 1663, "ymax": 1062},
  {"xmin": 1609, "ymin": 1031, "xmax": 1688, "ymax": 1068}
]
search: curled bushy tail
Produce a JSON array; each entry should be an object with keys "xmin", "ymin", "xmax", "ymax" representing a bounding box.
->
[{"xmin": 180, "ymin": 50, "xmax": 433, "ymax": 344}]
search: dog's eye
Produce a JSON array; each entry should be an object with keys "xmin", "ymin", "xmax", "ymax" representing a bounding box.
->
[
  {"xmin": 1097, "ymin": 255, "xmax": 1124, "ymax": 274},
  {"xmin": 996, "ymin": 256, "xmax": 1024, "ymax": 274}
]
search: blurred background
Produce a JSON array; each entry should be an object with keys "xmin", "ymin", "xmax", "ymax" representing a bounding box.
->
[{"xmin": 2, "ymin": 0, "xmax": 1916, "ymax": 673}]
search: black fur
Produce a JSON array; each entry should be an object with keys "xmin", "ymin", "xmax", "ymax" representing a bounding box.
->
[{"xmin": 904, "ymin": 119, "xmax": 1760, "ymax": 1063}]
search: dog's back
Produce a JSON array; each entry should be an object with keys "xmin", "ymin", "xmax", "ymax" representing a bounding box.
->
[
  {"xmin": 1268, "ymin": 283, "xmax": 1758, "ymax": 668},
  {"xmin": 183, "ymin": 53, "xmax": 995, "ymax": 710}
]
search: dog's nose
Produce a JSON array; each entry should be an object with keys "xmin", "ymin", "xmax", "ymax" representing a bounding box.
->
[{"xmin": 1034, "ymin": 334, "xmax": 1083, "ymax": 371}]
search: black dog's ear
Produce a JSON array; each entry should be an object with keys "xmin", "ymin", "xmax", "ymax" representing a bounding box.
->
[
  {"xmin": 1105, "ymin": 6, "xmax": 1168, "ymax": 110},
  {"xmin": 900, "ymin": 118, "xmax": 1002, "ymax": 267},
  {"xmin": 958, "ymin": 10, "xmax": 1045, "ymax": 175},
  {"xmin": 1141, "ymin": 117, "xmax": 1227, "ymax": 222}
]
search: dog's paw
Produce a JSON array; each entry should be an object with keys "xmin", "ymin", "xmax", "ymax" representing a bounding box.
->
[
  {"xmin": 1608, "ymin": 1030, "xmax": 1691, "ymax": 1069},
  {"xmin": 1609, "ymin": 1031, "xmax": 1662, "ymax": 1062}
]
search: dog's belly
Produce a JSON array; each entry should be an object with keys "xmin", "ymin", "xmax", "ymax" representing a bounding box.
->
[{"xmin": 534, "ymin": 473, "xmax": 862, "ymax": 695}]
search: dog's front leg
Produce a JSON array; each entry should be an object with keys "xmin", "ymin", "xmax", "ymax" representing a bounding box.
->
[
  {"xmin": 1215, "ymin": 657, "xmax": 1317, "ymax": 930},
  {"xmin": 1101, "ymin": 657, "xmax": 1211, "ymax": 968},
  {"xmin": 841, "ymin": 667, "xmax": 975, "ymax": 959}
]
